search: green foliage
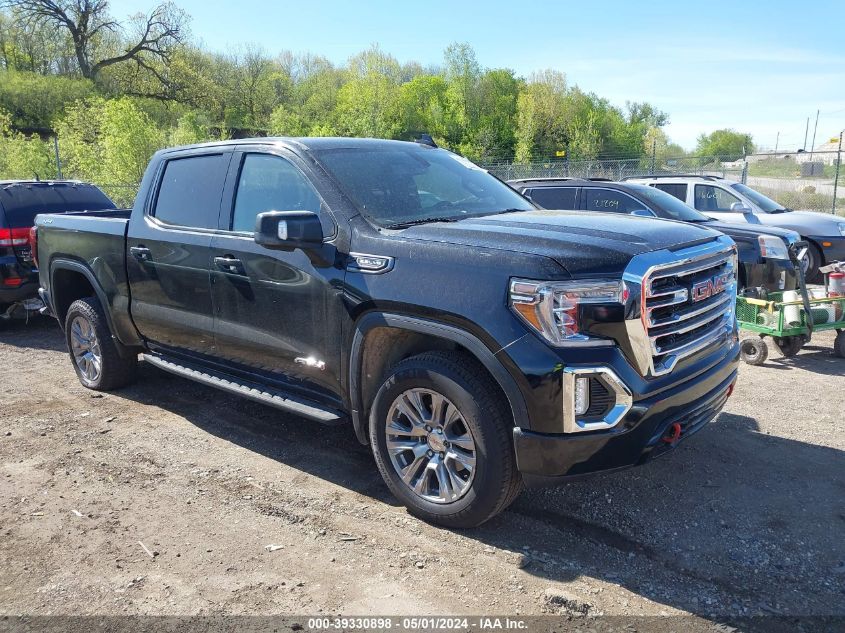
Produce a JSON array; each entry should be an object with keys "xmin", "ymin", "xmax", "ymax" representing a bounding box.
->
[
  {"xmin": 0, "ymin": 108, "xmax": 56, "ymax": 179},
  {"xmin": 0, "ymin": 10, "xmax": 680, "ymax": 180},
  {"xmin": 0, "ymin": 70, "xmax": 95, "ymax": 130},
  {"xmin": 695, "ymin": 129, "xmax": 754, "ymax": 160}
]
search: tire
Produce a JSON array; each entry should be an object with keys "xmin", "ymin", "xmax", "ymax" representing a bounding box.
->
[
  {"xmin": 740, "ymin": 337, "xmax": 768, "ymax": 366},
  {"xmin": 773, "ymin": 335, "xmax": 803, "ymax": 358},
  {"xmin": 64, "ymin": 297, "xmax": 137, "ymax": 391},
  {"xmin": 804, "ymin": 242, "xmax": 823, "ymax": 283},
  {"xmin": 369, "ymin": 350, "xmax": 522, "ymax": 528},
  {"xmin": 834, "ymin": 332, "xmax": 845, "ymax": 359}
]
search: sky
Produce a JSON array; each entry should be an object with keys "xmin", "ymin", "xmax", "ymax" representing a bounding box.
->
[{"xmin": 110, "ymin": 0, "xmax": 845, "ymax": 152}]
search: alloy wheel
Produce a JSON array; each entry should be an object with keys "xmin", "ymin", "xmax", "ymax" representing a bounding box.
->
[
  {"xmin": 385, "ymin": 388, "xmax": 477, "ymax": 504},
  {"xmin": 70, "ymin": 315, "xmax": 102, "ymax": 383}
]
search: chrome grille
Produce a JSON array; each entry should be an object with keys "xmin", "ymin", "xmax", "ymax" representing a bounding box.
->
[{"xmin": 623, "ymin": 237, "xmax": 737, "ymax": 377}]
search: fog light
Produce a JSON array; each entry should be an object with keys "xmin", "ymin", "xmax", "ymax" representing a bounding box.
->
[{"xmin": 574, "ymin": 377, "xmax": 590, "ymax": 415}]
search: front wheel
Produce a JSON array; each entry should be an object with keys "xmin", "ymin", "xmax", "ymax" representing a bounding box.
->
[
  {"xmin": 834, "ymin": 332, "xmax": 845, "ymax": 358},
  {"xmin": 804, "ymin": 242, "xmax": 823, "ymax": 283},
  {"xmin": 64, "ymin": 297, "xmax": 137, "ymax": 390},
  {"xmin": 369, "ymin": 351, "xmax": 522, "ymax": 528}
]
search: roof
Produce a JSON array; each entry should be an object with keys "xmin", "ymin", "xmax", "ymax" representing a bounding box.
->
[
  {"xmin": 158, "ymin": 136, "xmax": 435, "ymax": 155},
  {"xmin": 623, "ymin": 174, "xmax": 724, "ymax": 182}
]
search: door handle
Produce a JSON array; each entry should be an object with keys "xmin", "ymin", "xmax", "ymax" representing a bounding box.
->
[
  {"xmin": 214, "ymin": 255, "xmax": 245, "ymax": 274},
  {"xmin": 130, "ymin": 246, "xmax": 152, "ymax": 261}
]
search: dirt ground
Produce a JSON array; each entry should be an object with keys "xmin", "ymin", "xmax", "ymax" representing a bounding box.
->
[{"xmin": 1, "ymin": 317, "xmax": 843, "ymax": 623}]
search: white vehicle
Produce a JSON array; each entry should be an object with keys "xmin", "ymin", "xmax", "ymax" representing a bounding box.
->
[{"xmin": 626, "ymin": 175, "xmax": 845, "ymax": 280}]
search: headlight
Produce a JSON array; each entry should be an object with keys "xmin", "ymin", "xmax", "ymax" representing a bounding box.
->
[
  {"xmin": 758, "ymin": 235, "xmax": 789, "ymax": 260},
  {"xmin": 509, "ymin": 279, "xmax": 623, "ymax": 345},
  {"xmin": 838, "ymin": 223, "xmax": 845, "ymax": 237}
]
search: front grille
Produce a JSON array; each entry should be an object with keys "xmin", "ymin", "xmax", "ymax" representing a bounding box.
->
[{"xmin": 642, "ymin": 246, "xmax": 736, "ymax": 375}]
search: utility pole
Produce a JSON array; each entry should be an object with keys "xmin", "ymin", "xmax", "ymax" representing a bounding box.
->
[
  {"xmin": 803, "ymin": 117, "xmax": 809, "ymax": 151},
  {"xmin": 833, "ymin": 130, "xmax": 843, "ymax": 216},
  {"xmin": 809, "ymin": 109, "xmax": 820, "ymax": 158},
  {"xmin": 650, "ymin": 139, "xmax": 656, "ymax": 174},
  {"xmin": 53, "ymin": 136, "xmax": 62, "ymax": 179},
  {"xmin": 774, "ymin": 132, "xmax": 780, "ymax": 153}
]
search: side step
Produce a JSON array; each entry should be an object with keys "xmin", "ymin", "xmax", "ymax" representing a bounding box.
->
[{"xmin": 140, "ymin": 353, "xmax": 344, "ymax": 425}]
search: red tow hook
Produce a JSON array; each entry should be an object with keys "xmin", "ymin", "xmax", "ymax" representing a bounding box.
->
[{"xmin": 661, "ymin": 422, "xmax": 682, "ymax": 444}]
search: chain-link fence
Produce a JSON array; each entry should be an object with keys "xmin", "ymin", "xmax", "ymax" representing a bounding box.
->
[{"xmin": 484, "ymin": 149, "xmax": 844, "ymax": 215}]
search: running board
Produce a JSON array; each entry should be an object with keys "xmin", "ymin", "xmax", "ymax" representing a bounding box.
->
[{"xmin": 140, "ymin": 353, "xmax": 344, "ymax": 425}]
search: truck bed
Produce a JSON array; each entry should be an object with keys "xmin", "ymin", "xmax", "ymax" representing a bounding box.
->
[{"xmin": 35, "ymin": 210, "xmax": 133, "ymax": 339}]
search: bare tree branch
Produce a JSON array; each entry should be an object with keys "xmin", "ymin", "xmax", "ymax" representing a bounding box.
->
[{"xmin": 1, "ymin": 0, "xmax": 186, "ymax": 79}]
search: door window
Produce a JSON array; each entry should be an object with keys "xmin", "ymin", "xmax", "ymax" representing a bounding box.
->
[
  {"xmin": 694, "ymin": 185, "xmax": 742, "ymax": 212},
  {"xmin": 653, "ymin": 183, "xmax": 687, "ymax": 202},
  {"xmin": 526, "ymin": 187, "xmax": 577, "ymax": 209},
  {"xmin": 231, "ymin": 154, "xmax": 321, "ymax": 232},
  {"xmin": 583, "ymin": 188, "xmax": 642, "ymax": 213},
  {"xmin": 154, "ymin": 154, "xmax": 230, "ymax": 229}
]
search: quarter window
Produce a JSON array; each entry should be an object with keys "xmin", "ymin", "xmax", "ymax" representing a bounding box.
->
[
  {"xmin": 154, "ymin": 154, "xmax": 230, "ymax": 229},
  {"xmin": 527, "ymin": 187, "xmax": 577, "ymax": 209},
  {"xmin": 232, "ymin": 154, "xmax": 321, "ymax": 232},
  {"xmin": 694, "ymin": 185, "xmax": 742, "ymax": 212},
  {"xmin": 583, "ymin": 188, "xmax": 641, "ymax": 214},
  {"xmin": 653, "ymin": 183, "xmax": 687, "ymax": 201}
]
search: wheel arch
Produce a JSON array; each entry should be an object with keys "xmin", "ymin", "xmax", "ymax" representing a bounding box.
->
[
  {"xmin": 50, "ymin": 260, "xmax": 112, "ymax": 330},
  {"xmin": 348, "ymin": 312, "xmax": 529, "ymax": 445}
]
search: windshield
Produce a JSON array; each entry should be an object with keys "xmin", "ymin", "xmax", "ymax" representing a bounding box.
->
[
  {"xmin": 730, "ymin": 183, "xmax": 786, "ymax": 213},
  {"xmin": 626, "ymin": 184, "xmax": 711, "ymax": 222},
  {"xmin": 314, "ymin": 145, "xmax": 534, "ymax": 227}
]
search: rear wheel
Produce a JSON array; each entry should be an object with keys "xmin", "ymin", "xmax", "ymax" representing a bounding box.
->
[
  {"xmin": 64, "ymin": 297, "xmax": 137, "ymax": 390},
  {"xmin": 773, "ymin": 335, "xmax": 804, "ymax": 358},
  {"xmin": 740, "ymin": 337, "xmax": 768, "ymax": 365},
  {"xmin": 369, "ymin": 350, "xmax": 521, "ymax": 528}
]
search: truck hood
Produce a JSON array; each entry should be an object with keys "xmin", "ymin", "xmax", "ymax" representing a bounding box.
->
[
  {"xmin": 753, "ymin": 210, "xmax": 845, "ymax": 236},
  {"xmin": 397, "ymin": 210, "xmax": 722, "ymax": 276}
]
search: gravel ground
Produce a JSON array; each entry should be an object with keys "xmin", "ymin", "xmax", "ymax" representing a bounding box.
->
[{"xmin": 0, "ymin": 317, "xmax": 843, "ymax": 622}]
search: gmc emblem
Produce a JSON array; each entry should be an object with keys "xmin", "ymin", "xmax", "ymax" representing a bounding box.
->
[{"xmin": 691, "ymin": 274, "xmax": 730, "ymax": 302}]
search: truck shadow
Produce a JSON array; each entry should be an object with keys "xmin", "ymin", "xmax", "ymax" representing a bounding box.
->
[
  {"xmin": 0, "ymin": 315, "xmax": 67, "ymax": 352},
  {"xmin": 115, "ymin": 361, "xmax": 844, "ymax": 622}
]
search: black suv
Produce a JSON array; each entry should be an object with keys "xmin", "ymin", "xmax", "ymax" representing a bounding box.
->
[
  {"xmin": 508, "ymin": 178, "xmax": 802, "ymax": 293},
  {"xmin": 0, "ymin": 180, "xmax": 115, "ymax": 320},
  {"xmin": 36, "ymin": 139, "xmax": 740, "ymax": 527}
]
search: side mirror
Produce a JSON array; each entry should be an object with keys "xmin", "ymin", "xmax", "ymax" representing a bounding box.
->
[
  {"xmin": 730, "ymin": 202, "xmax": 753, "ymax": 213},
  {"xmin": 630, "ymin": 209, "xmax": 656, "ymax": 217},
  {"xmin": 254, "ymin": 211, "xmax": 323, "ymax": 250}
]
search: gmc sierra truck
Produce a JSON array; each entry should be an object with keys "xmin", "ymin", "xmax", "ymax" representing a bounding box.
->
[{"xmin": 35, "ymin": 138, "xmax": 740, "ymax": 528}]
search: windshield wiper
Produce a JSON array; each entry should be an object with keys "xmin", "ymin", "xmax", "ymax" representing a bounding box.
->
[{"xmin": 384, "ymin": 216, "xmax": 464, "ymax": 229}]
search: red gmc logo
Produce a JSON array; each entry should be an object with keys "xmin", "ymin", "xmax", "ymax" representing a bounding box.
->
[{"xmin": 691, "ymin": 274, "xmax": 730, "ymax": 302}]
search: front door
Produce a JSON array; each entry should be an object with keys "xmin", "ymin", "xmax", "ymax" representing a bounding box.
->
[
  {"xmin": 209, "ymin": 149, "xmax": 344, "ymax": 404},
  {"xmin": 692, "ymin": 183, "xmax": 748, "ymax": 223},
  {"xmin": 126, "ymin": 150, "xmax": 232, "ymax": 358}
]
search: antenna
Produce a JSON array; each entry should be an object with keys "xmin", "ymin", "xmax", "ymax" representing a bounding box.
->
[{"xmin": 415, "ymin": 133, "xmax": 437, "ymax": 148}]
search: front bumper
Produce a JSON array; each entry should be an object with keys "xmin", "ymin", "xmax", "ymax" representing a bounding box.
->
[
  {"xmin": 512, "ymin": 341, "xmax": 739, "ymax": 485},
  {"xmin": 812, "ymin": 235, "xmax": 845, "ymax": 264}
]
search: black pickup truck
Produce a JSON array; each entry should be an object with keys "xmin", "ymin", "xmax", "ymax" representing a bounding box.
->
[{"xmin": 35, "ymin": 138, "xmax": 740, "ymax": 527}]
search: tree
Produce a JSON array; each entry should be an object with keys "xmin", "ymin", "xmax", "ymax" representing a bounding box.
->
[
  {"xmin": 695, "ymin": 129, "xmax": 753, "ymax": 159},
  {"xmin": 2, "ymin": 0, "xmax": 187, "ymax": 80}
]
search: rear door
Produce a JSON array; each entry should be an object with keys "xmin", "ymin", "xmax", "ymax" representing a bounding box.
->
[
  {"xmin": 126, "ymin": 149, "xmax": 232, "ymax": 358},
  {"xmin": 652, "ymin": 182, "xmax": 688, "ymax": 203},
  {"xmin": 209, "ymin": 147, "xmax": 344, "ymax": 403}
]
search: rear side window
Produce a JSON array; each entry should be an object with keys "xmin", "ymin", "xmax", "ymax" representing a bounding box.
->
[
  {"xmin": 653, "ymin": 183, "xmax": 687, "ymax": 201},
  {"xmin": 527, "ymin": 187, "xmax": 577, "ymax": 209},
  {"xmin": 231, "ymin": 154, "xmax": 321, "ymax": 232},
  {"xmin": 583, "ymin": 188, "xmax": 642, "ymax": 213},
  {"xmin": 694, "ymin": 185, "xmax": 742, "ymax": 212},
  {"xmin": 154, "ymin": 154, "xmax": 230, "ymax": 229},
  {"xmin": 0, "ymin": 184, "xmax": 115, "ymax": 228}
]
